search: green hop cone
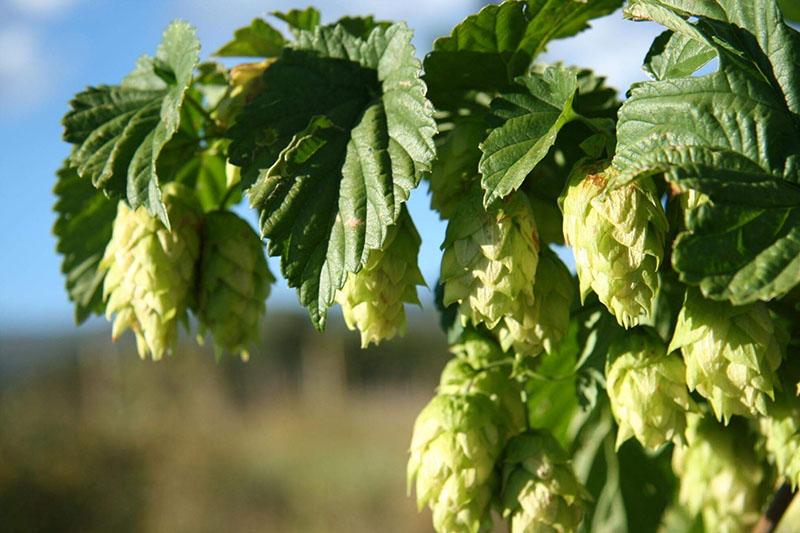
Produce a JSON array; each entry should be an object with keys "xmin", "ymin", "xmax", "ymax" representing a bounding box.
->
[
  {"xmin": 408, "ymin": 393, "xmax": 508, "ymax": 533},
  {"xmin": 605, "ymin": 331, "xmax": 692, "ymax": 450},
  {"xmin": 449, "ymin": 327, "xmax": 508, "ymax": 369},
  {"xmin": 494, "ymin": 248, "xmax": 573, "ymax": 357},
  {"xmin": 337, "ymin": 209, "xmax": 425, "ymax": 347},
  {"xmin": 668, "ymin": 289, "xmax": 784, "ymax": 422},
  {"xmin": 428, "ymin": 118, "xmax": 485, "ymax": 220},
  {"xmin": 672, "ymin": 414, "xmax": 766, "ymax": 533},
  {"xmin": 441, "ymin": 188, "xmax": 541, "ymax": 357},
  {"xmin": 759, "ymin": 393, "xmax": 800, "ymax": 489},
  {"xmin": 500, "ymin": 430, "xmax": 591, "ymax": 533},
  {"xmin": 197, "ymin": 210, "xmax": 274, "ymax": 360},
  {"xmin": 562, "ymin": 161, "xmax": 667, "ymax": 328},
  {"xmin": 439, "ymin": 357, "xmax": 527, "ymax": 436},
  {"xmin": 101, "ymin": 183, "xmax": 202, "ymax": 360}
]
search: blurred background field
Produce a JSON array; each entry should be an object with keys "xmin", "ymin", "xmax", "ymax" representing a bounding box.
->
[{"xmin": 0, "ymin": 311, "xmax": 451, "ymax": 533}]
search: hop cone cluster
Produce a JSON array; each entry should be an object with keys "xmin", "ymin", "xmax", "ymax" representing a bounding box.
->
[
  {"xmin": 337, "ymin": 210, "xmax": 424, "ymax": 347},
  {"xmin": 759, "ymin": 394, "xmax": 800, "ymax": 489},
  {"xmin": 101, "ymin": 183, "xmax": 202, "ymax": 360},
  {"xmin": 440, "ymin": 188, "xmax": 541, "ymax": 357},
  {"xmin": 668, "ymin": 290, "xmax": 784, "ymax": 422},
  {"xmin": 562, "ymin": 162, "xmax": 667, "ymax": 328},
  {"xmin": 605, "ymin": 331, "xmax": 692, "ymax": 450},
  {"xmin": 408, "ymin": 393, "xmax": 509, "ymax": 532},
  {"xmin": 673, "ymin": 415, "xmax": 765, "ymax": 533},
  {"xmin": 494, "ymin": 248, "xmax": 573, "ymax": 357},
  {"xmin": 197, "ymin": 210, "xmax": 273, "ymax": 360},
  {"xmin": 500, "ymin": 431, "xmax": 590, "ymax": 533}
]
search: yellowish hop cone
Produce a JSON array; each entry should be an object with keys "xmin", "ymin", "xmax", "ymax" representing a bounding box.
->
[
  {"xmin": 500, "ymin": 430, "xmax": 591, "ymax": 533},
  {"xmin": 562, "ymin": 161, "xmax": 667, "ymax": 328},
  {"xmin": 408, "ymin": 393, "xmax": 507, "ymax": 533},
  {"xmin": 672, "ymin": 414, "xmax": 766, "ymax": 533},
  {"xmin": 668, "ymin": 289, "xmax": 784, "ymax": 422},
  {"xmin": 100, "ymin": 183, "xmax": 202, "ymax": 360},
  {"xmin": 440, "ymin": 188, "xmax": 541, "ymax": 358},
  {"xmin": 197, "ymin": 210, "xmax": 273, "ymax": 360},
  {"xmin": 606, "ymin": 331, "xmax": 692, "ymax": 450},
  {"xmin": 336, "ymin": 209, "xmax": 424, "ymax": 347},
  {"xmin": 759, "ymin": 393, "xmax": 800, "ymax": 489}
]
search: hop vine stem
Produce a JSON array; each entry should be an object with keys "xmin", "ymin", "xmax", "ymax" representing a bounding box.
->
[{"xmin": 753, "ymin": 483, "xmax": 797, "ymax": 533}]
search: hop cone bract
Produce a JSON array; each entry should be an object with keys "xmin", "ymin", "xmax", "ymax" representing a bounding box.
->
[
  {"xmin": 672, "ymin": 415, "xmax": 766, "ymax": 533},
  {"xmin": 197, "ymin": 210, "xmax": 273, "ymax": 360},
  {"xmin": 101, "ymin": 183, "xmax": 202, "ymax": 360},
  {"xmin": 500, "ymin": 430, "xmax": 590, "ymax": 533},
  {"xmin": 759, "ymin": 394, "xmax": 800, "ymax": 489},
  {"xmin": 606, "ymin": 331, "xmax": 692, "ymax": 450},
  {"xmin": 562, "ymin": 162, "xmax": 667, "ymax": 328},
  {"xmin": 440, "ymin": 188, "xmax": 541, "ymax": 357},
  {"xmin": 668, "ymin": 290, "xmax": 784, "ymax": 422},
  {"xmin": 438, "ymin": 357, "xmax": 526, "ymax": 436},
  {"xmin": 337, "ymin": 210, "xmax": 424, "ymax": 347},
  {"xmin": 494, "ymin": 248, "xmax": 573, "ymax": 357},
  {"xmin": 408, "ymin": 393, "xmax": 509, "ymax": 533}
]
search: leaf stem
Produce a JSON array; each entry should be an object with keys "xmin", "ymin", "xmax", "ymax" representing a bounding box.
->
[{"xmin": 753, "ymin": 482, "xmax": 797, "ymax": 533}]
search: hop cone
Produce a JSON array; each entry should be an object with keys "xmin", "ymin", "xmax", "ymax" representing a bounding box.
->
[
  {"xmin": 101, "ymin": 183, "xmax": 202, "ymax": 360},
  {"xmin": 673, "ymin": 414, "xmax": 766, "ymax": 533},
  {"xmin": 439, "ymin": 357, "xmax": 527, "ymax": 436},
  {"xmin": 668, "ymin": 290, "xmax": 784, "ymax": 422},
  {"xmin": 500, "ymin": 430, "xmax": 591, "ymax": 533},
  {"xmin": 759, "ymin": 394, "xmax": 800, "ymax": 489},
  {"xmin": 408, "ymin": 393, "xmax": 509, "ymax": 533},
  {"xmin": 562, "ymin": 162, "xmax": 667, "ymax": 328},
  {"xmin": 337, "ymin": 210, "xmax": 424, "ymax": 347},
  {"xmin": 449, "ymin": 327, "xmax": 508, "ymax": 369},
  {"xmin": 493, "ymin": 248, "xmax": 573, "ymax": 357},
  {"xmin": 606, "ymin": 331, "xmax": 692, "ymax": 450},
  {"xmin": 197, "ymin": 210, "xmax": 273, "ymax": 360},
  {"xmin": 440, "ymin": 188, "xmax": 541, "ymax": 357}
]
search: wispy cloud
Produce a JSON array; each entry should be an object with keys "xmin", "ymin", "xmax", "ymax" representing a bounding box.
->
[
  {"xmin": 8, "ymin": 0, "xmax": 78, "ymax": 18},
  {"xmin": 0, "ymin": 25, "xmax": 50, "ymax": 115}
]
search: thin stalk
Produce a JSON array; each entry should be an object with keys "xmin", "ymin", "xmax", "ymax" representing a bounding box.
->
[{"xmin": 753, "ymin": 482, "xmax": 797, "ymax": 533}]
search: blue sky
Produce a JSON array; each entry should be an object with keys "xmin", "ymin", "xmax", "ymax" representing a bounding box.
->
[{"xmin": 0, "ymin": 0, "xmax": 663, "ymax": 334}]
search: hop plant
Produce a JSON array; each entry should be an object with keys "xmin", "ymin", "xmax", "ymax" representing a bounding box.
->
[
  {"xmin": 672, "ymin": 415, "xmax": 766, "ymax": 533},
  {"xmin": 449, "ymin": 327, "xmax": 509, "ymax": 369},
  {"xmin": 440, "ymin": 188, "xmax": 541, "ymax": 357},
  {"xmin": 562, "ymin": 161, "xmax": 667, "ymax": 328},
  {"xmin": 196, "ymin": 210, "xmax": 273, "ymax": 360},
  {"xmin": 438, "ymin": 357, "xmax": 527, "ymax": 435},
  {"xmin": 759, "ymin": 393, "xmax": 800, "ymax": 489},
  {"xmin": 500, "ymin": 430, "xmax": 591, "ymax": 533},
  {"xmin": 494, "ymin": 248, "xmax": 573, "ymax": 357},
  {"xmin": 408, "ymin": 393, "xmax": 509, "ymax": 533},
  {"xmin": 605, "ymin": 331, "xmax": 692, "ymax": 450},
  {"xmin": 668, "ymin": 290, "xmax": 784, "ymax": 422},
  {"xmin": 100, "ymin": 183, "xmax": 202, "ymax": 360},
  {"xmin": 337, "ymin": 210, "xmax": 425, "ymax": 347}
]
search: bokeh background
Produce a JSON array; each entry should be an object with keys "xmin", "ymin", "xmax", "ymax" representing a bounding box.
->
[{"xmin": 1, "ymin": 1, "xmax": 798, "ymax": 532}]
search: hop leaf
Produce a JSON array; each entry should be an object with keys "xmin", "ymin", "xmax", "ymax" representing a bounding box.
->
[
  {"xmin": 668, "ymin": 290, "xmax": 785, "ymax": 422},
  {"xmin": 672, "ymin": 414, "xmax": 767, "ymax": 533},
  {"xmin": 440, "ymin": 188, "xmax": 541, "ymax": 357},
  {"xmin": 197, "ymin": 210, "xmax": 274, "ymax": 359},
  {"xmin": 336, "ymin": 209, "xmax": 424, "ymax": 347},
  {"xmin": 494, "ymin": 248, "xmax": 573, "ymax": 357},
  {"xmin": 759, "ymin": 393, "xmax": 800, "ymax": 489},
  {"xmin": 408, "ymin": 393, "xmax": 508, "ymax": 533},
  {"xmin": 562, "ymin": 161, "xmax": 667, "ymax": 328},
  {"xmin": 500, "ymin": 430, "xmax": 591, "ymax": 533},
  {"xmin": 605, "ymin": 331, "xmax": 692, "ymax": 450},
  {"xmin": 100, "ymin": 183, "xmax": 202, "ymax": 360},
  {"xmin": 438, "ymin": 358, "xmax": 526, "ymax": 436}
]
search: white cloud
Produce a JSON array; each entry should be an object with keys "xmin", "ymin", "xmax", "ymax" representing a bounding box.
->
[
  {"xmin": 541, "ymin": 12, "xmax": 664, "ymax": 95},
  {"xmin": 8, "ymin": 0, "xmax": 78, "ymax": 17},
  {"xmin": 0, "ymin": 25, "xmax": 50, "ymax": 114}
]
